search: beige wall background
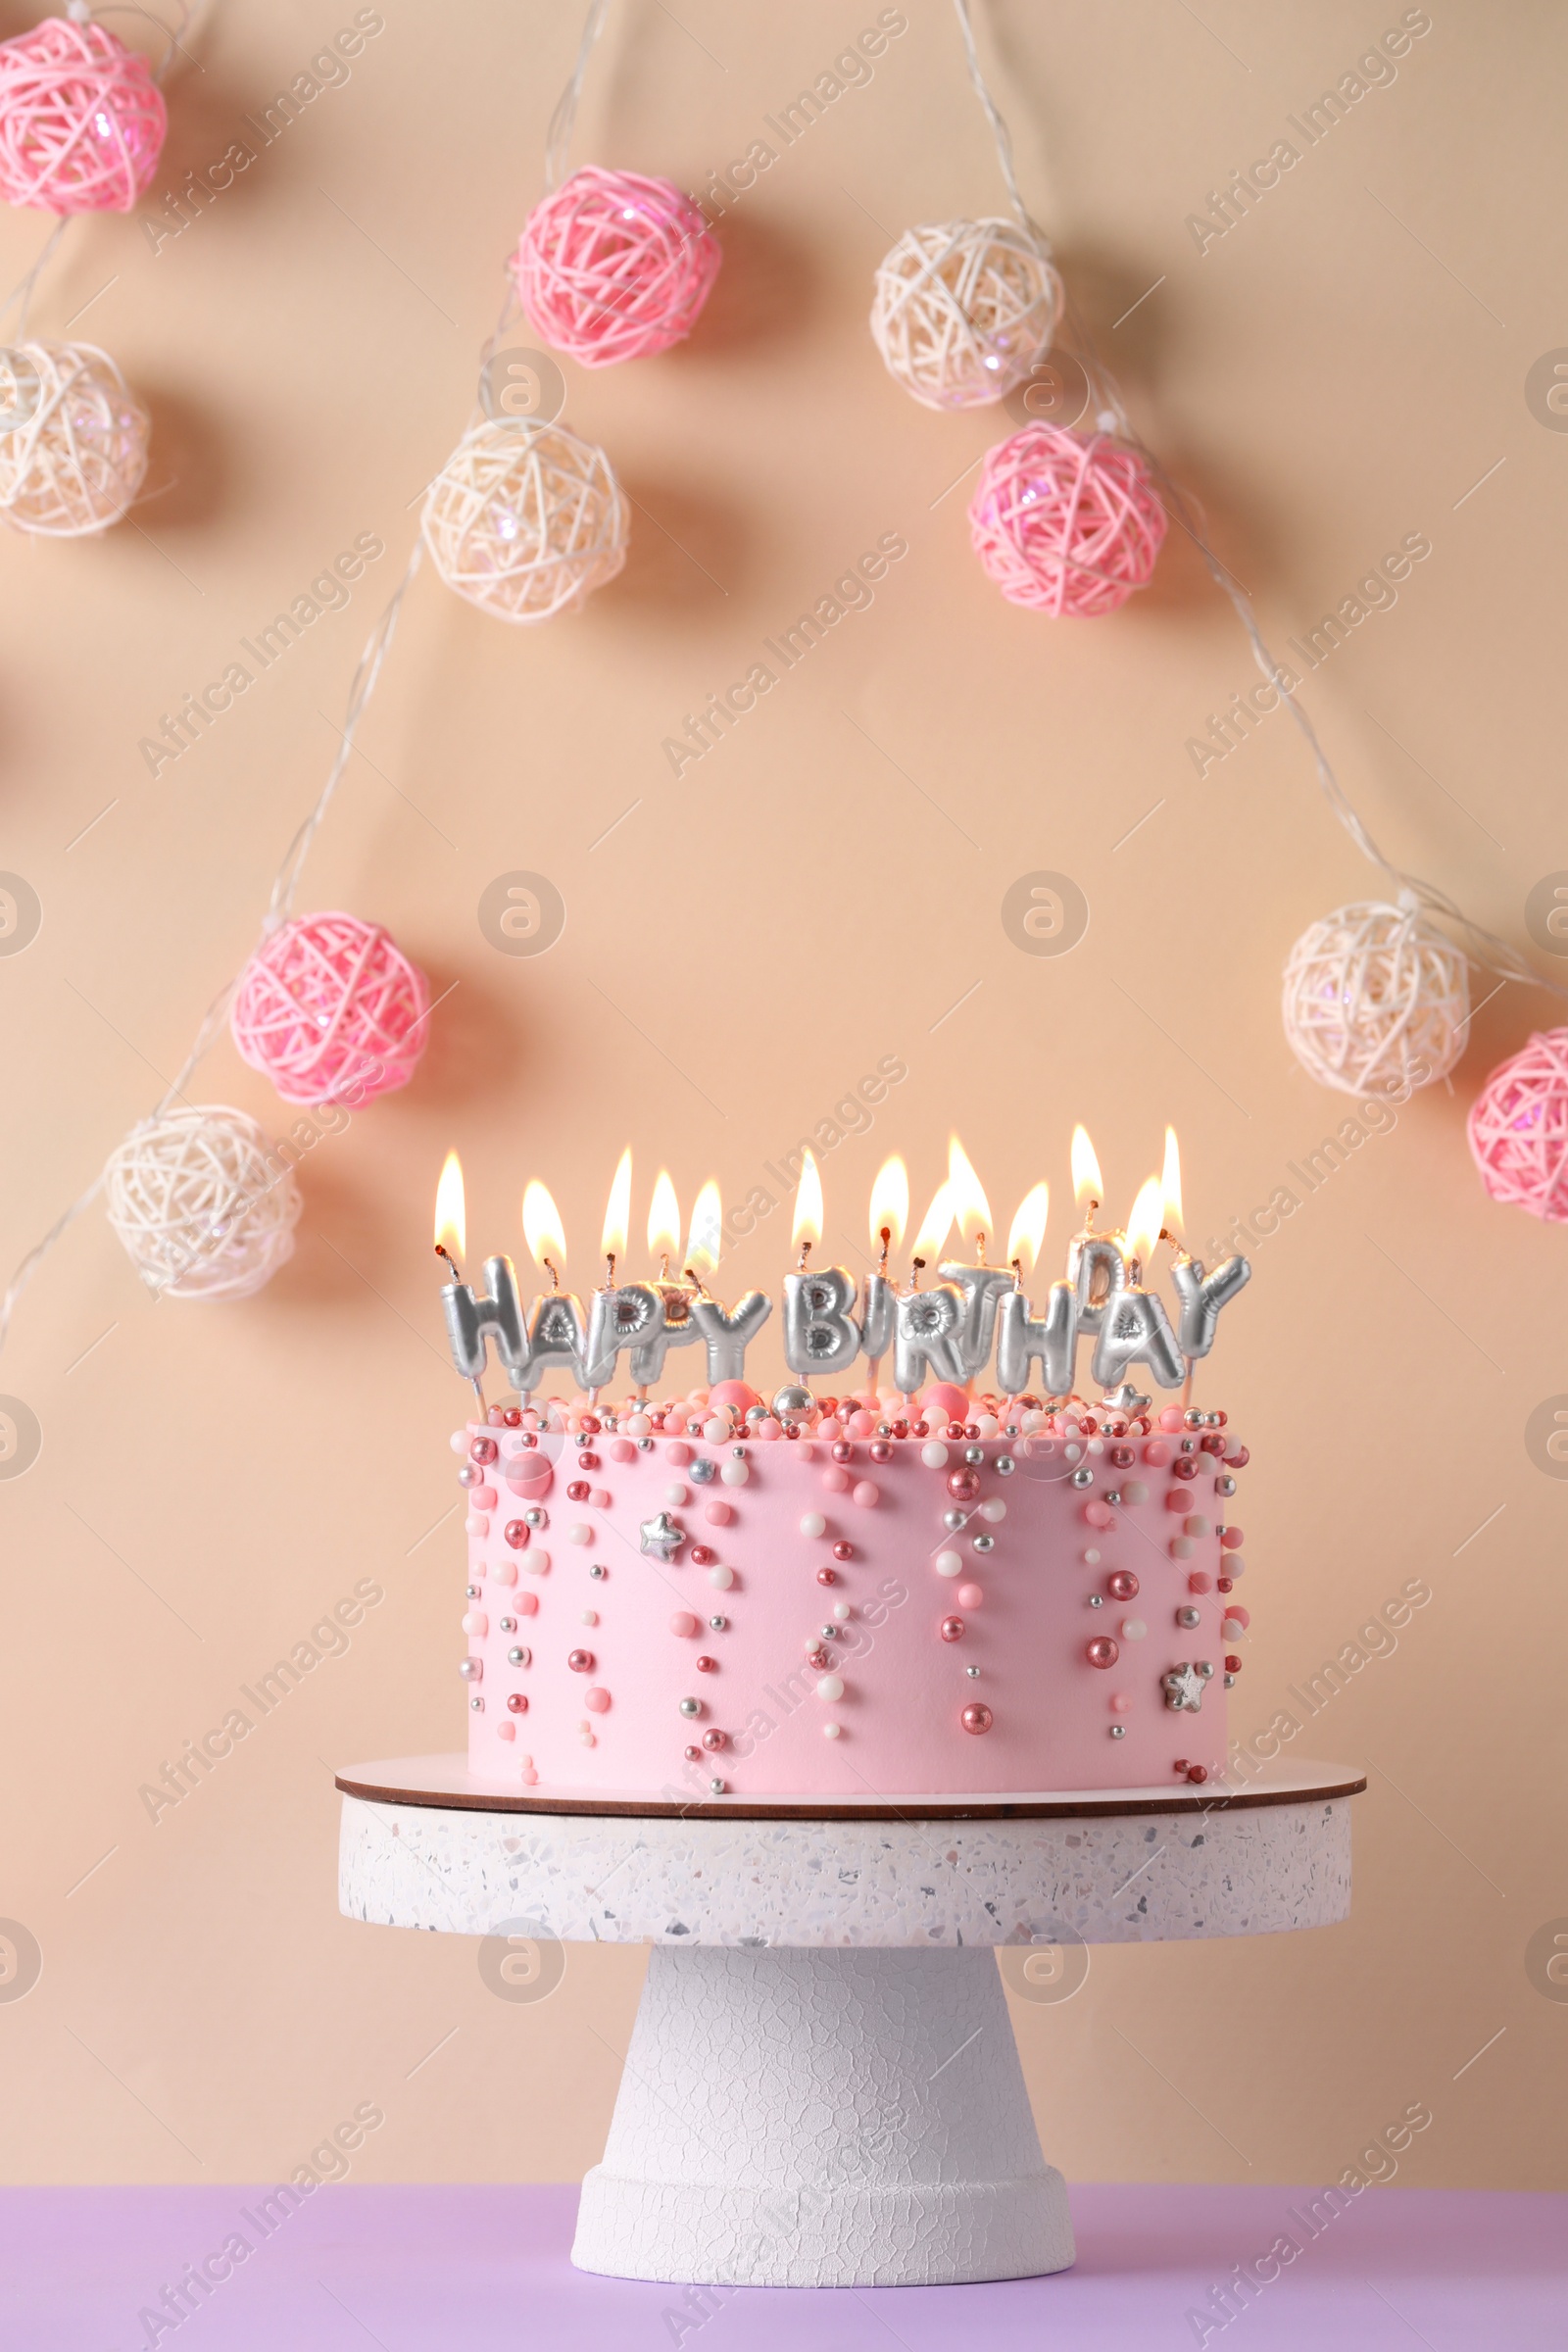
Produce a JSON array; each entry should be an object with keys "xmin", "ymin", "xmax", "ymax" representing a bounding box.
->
[{"xmin": 2, "ymin": 0, "xmax": 1564, "ymax": 2193}]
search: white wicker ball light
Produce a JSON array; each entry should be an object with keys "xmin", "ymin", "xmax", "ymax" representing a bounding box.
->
[
  {"xmin": 1281, "ymin": 897, "xmax": 1469, "ymax": 1096},
  {"xmin": 0, "ymin": 340, "xmax": 149, "ymax": 536},
  {"xmin": 421, "ymin": 416, "xmax": 628, "ymax": 623},
  {"xmin": 105, "ymin": 1106, "xmax": 302, "ymax": 1300},
  {"xmin": 870, "ymin": 218, "xmax": 1061, "ymax": 411}
]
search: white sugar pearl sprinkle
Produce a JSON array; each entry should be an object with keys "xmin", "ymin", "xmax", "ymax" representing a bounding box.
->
[
  {"xmin": 979, "ymin": 1498, "xmax": 1006, "ymax": 1522},
  {"xmin": 720, "ymin": 1459, "xmax": 749, "ymax": 1486},
  {"xmin": 799, "ymin": 1511, "xmax": 826, "ymax": 1538},
  {"xmin": 935, "ymin": 1549, "xmax": 963, "ymax": 1577},
  {"xmin": 815, "ymin": 1674, "xmax": 844, "ymax": 1701},
  {"xmin": 708, "ymin": 1564, "xmax": 735, "ymax": 1589},
  {"xmin": 822, "ymin": 1721, "xmax": 842, "ymax": 1740},
  {"xmin": 921, "ymin": 1442, "xmax": 950, "ymax": 1469}
]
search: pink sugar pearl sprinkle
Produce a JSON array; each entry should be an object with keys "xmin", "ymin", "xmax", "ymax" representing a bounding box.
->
[{"xmin": 513, "ymin": 165, "xmax": 721, "ymax": 368}]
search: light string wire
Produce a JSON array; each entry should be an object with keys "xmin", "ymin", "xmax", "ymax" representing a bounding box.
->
[
  {"xmin": 0, "ymin": 540, "xmax": 424, "ymax": 1353},
  {"xmin": 953, "ymin": 0, "xmax": 1568, "ymax": 1009},
  {"xmin": 544, "ymin": 0, "xmax": 612, "ymax": 192}
]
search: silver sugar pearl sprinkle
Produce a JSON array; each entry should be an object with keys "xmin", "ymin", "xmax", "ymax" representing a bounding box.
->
[
  {"xmin": 1089, "ymin": 1594, "xmax": 1103, "ymax": 1607},
  {"xmin": 523, "ymin": 1507, "xmax": 545, "ymax": 1527},
  {"xmin": 965, "ymin": 1664, "xmax": 980, "ymax": 1678},
  {"xmin": 691, "ymin": 1459, "xmax": 716, "ymax": 1484},
  {"xmin": 499, "ymin": 1616, "xmax": 515, "ymax": 1633},
  {"xmin": 964, "ymin": 1445, "xmax": 985, "ymax": 1465},
  {"xmin": 637, "ymin": 1437, "xmax": 654, "ymax": 1450},
  {"xmin": 1197, "ymin": 1659, "xmax": 1214, "ymax": 1677},
  {"xmin": 996, "ymin": 1455, "xmax": 1014, "ymax": 1475},
  {"xmin": 708, "ymin": 1615, "xmax": 727, "ymax": 1631},
  {"xmin": 972, "ymin": 1533, "xmax": 994, "ymax": 1553},
  {"xmin": 466, "ymin": 1585, "xmax": 481, "ymax": 1598},
  {"xmin": 678, "ymin": 1696, "xmax": 701, "ymax": 1717},
  {"xmin": 1070, "ymin": 1466, "xmax": 1093, "ymax": 1489},
  {"xmin": 589, "ymin": 1563, "xmax": 607, "ymax": 1579},
  {"xmin": 1177, "ymin": 1606, "xmax": 1200, "ymax": 1628},
  {"xmin": 1217, "ymin": 1475, "xmax": 1235, "ymax": 1495},
  {"xmin": 1109, "ymin": 1723, "xmax": 1126, "ymax": 1739},
  {"xmin": 1105, "ymin": 1490, "xmax": 1122, "ymax": 1507},
  {"xmin": 458, "ymin": 1464, "xmax": 480, "ymax": 1488},
  {"xmin": 820, "ymin": 1625, "xmax": 838, "ymax": 1640},
  {"xmin": 709, "ymin": 1779, "xmax": 726, "ymax": 1795},
  {"xmin": 1225, "ymin": 1673, "xmax": 1236, "ymax": 1687},
  {"xmin": 470, "ymin": 1695, "xmax": 483, "ymax": 1710},
  {"xmin": 507, "ymin": 1646, "xmax": 530, "ymax": 1666},
  {"xmin": 458, "ymin": 1657, "xmax": 481, "ymax": 1681},
  {"xmin": 943, "ymin": 1508, "xmax": 966, "ymax": 1531}
]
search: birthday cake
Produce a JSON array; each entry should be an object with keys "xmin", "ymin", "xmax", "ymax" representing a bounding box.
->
[{"xmin": 443, "ymin": 1185, "xmax": 1252, "ymax": 1798}]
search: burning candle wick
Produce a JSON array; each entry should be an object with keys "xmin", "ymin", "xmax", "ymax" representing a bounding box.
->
[
  {"xmin": 542, "ymin": 1254, "xmax": 562, "ymax": 1295},
  {"xmin": 434, "ymin": 1242, "xmax": 463, "ymax": 1285},
  {"xmin": 796, "ymin": 1238, "xmax": 812, "ymax": 1273}
]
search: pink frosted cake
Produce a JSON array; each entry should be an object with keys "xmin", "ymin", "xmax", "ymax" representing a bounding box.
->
[{"xmin": 451, "ymin": 1386, "xmax": 1249, "ymax": 1801}]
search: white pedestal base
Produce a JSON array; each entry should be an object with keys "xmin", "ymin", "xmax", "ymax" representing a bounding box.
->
[
  {"xmin": 571, "ymin": 1944, "xmax": 1073, "ymax": 2287},
  {"xmin": 338, "ymin": 1758, "xmax": 1361, "ymax": 2290}
]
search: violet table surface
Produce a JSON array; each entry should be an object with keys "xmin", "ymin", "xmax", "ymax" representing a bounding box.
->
[{"xmin": 2, "ymin": 2182, "xmax": 1563, "ymax": 2349}]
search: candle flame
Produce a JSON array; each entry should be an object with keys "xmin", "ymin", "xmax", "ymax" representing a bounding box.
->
[
  {"xmin": 1161, "ymin": 1126, "xmax": 1183, "ymax": 1244},
  {"xmin": 647, "ymin": 1169, "xmax": 681, "ymax": 1269},
  {"xmin": 1071, "ymin": 1124, "xmax": 1102, "ymax": 1215},
  {"xmin": 912, "ymin": 1180, "xmax": 954, "ymax": 1261},
  {"xmin": 1007, "ymin": 1181, "xmax": 1050, "ymax": 1275},
  {"xmin": 433, "ymin": 1150, "xmax": 466, "ymax": 1260},
  {"xmin": 522, "ymin": 1179, "xmax": 564, "ymax": 1273},
  {"xmin": 687, "ymin": 1179, "xmax": 722, "ymax": 1279},
  {"xmin": 947, "ymin": 1135, "xmax": 992, "ymax": 1252},
  {"xmin": 601, "ymin": 1147, "xmax": 631, "ymax": 1264},
  {"xmin": 792, "ymin": 1148, "xmax": 823, "ymax": 1254},
  {"xmin": 868, "ymin": 1154, "xmax": 908, "ymax": 1254},
  {"xmin": 1127, "ymin": 1175, "xmax": 1164, "ymax": 1272}
]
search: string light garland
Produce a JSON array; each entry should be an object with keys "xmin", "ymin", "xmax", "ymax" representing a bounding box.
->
[
  {"xmin": 421, "ymin": 416, "xmax": 627, "ymax": 624},
  {"xmin": 424, "ymin": 6, "xmax": 655, "ymax": 622},
  {"xmin": 105, "ymin": 1106, "xmax": 302, "ymax": 1300},
  {"xmin": 0, "ymin": 547, "xmax": 428, "ymax": 1335},
  {"xmin": 1467, "ymin": 1031, "xmax": 1568, "ymax": 1224},
  {"xmin": 0, "ymin": 5, "xmax": 189, "ymax": 539},
  {"xmin": 870, "ymin": 216, "xmax": 1060, "ymax": 411},
  {"xmin": 936, "ymin": 0, "xmax": 1568, "ymax": 1177},
  {"xmin": 1280, "ymin": 898, "xmax": 1469, "ymax": 1098},
  {"xmin": 0, "ymin": 9, "xmax": 167, "ymax": 214},
  {"xmin": 0, "ymin": 338, "xmax": 148, "ymax": 535},
  {"xmin": 514, "ymin": 166, "xmax": 719, "ymax": 368},
  {"xmin": 967, "ymin": 419, "xmax": 1164, "ymax": 616},
  {"xmin": 230, "ymin": 912, "xmax": 431, "ymax": 1107}
]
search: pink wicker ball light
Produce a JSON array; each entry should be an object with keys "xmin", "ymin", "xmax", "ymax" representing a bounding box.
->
[
  {"xmin": 0, "ymin": 15, "xmax": 166, "ymax": 213},
  {"xmin": 1467, "ymin": 1028, "xmax": 1568, "ymax": 1223},
  {"xmin": 231, "ymin": 912, "xmax": 430, "ymax": 1107},
  {"xmin": 513, "ymin": 165, "xmax": 720, "ymax": 368},
  {"xmin": 968, "ymin": 421, "xmax": 1166, "ymax": 616}
]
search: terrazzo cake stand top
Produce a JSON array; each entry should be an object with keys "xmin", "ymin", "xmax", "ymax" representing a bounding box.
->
[{"xmin": 337, "ymin": 1755, "xmax": 1362, "ymax": 2291}]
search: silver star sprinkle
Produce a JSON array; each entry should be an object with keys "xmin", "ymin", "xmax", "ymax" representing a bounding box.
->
[
  {"xmin": 639, "ymin": 1511, "xmax": 685, "ymax": 1560},
  {"xmin": 1162, "ymin": 1662, "xmax": 1205, "ymax": 1714}
]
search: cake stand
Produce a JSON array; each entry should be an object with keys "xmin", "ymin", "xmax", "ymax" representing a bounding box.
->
[{"xmin": 337, "ymin": 1756, "xmax": 1361, "ymax": 2289}]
